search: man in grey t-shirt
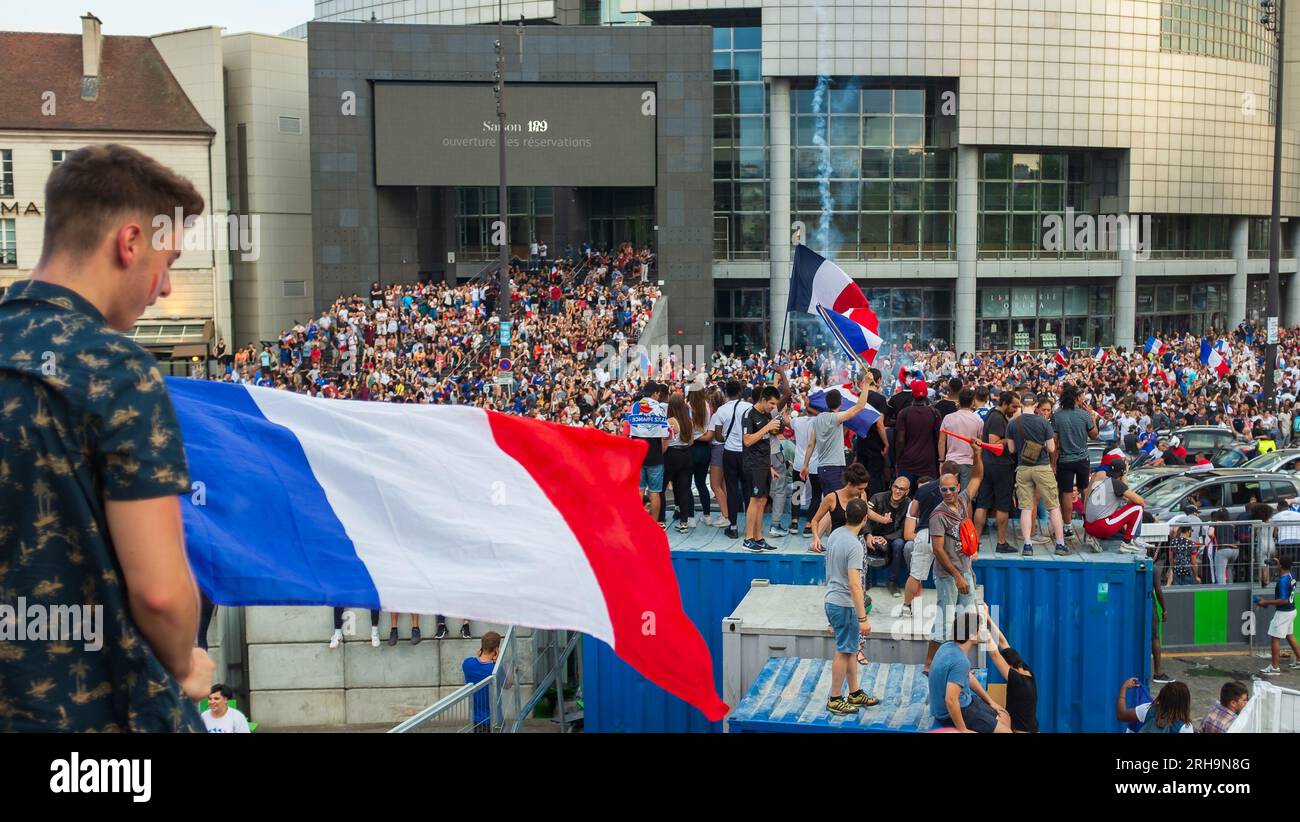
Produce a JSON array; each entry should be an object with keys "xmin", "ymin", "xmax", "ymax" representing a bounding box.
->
[
  {"xmin": 802, "ymin": 376, "xmax": 871, "ymax": 495},
  {"xmin": 1051, "ymin": 385, "xmax": 1099, "ymax": 541},
  {"xmin": 1006, "ymin": 393, "xmax": 1067, "ymax": 557},
  {"xmin": 823, "ymin": 498, "xmax": 878, "ymax": 714}
]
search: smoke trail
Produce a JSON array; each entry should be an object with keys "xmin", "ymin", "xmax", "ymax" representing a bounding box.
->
[{"xmin": 811, "ymin": 0, "xmax": 836, "ymax": 255}]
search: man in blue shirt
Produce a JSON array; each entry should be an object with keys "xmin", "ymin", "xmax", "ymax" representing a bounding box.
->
[
  {"xmin": 928, "ymin": 609, "xmax": 1010, "ymax": 733},
  {"xmin": 463, "ymin": 630, "xmax": 504, "ymax": 732},
  {"xmin": 1256, "ymin": 556, "xmax": 1300, "ymax": 676}
]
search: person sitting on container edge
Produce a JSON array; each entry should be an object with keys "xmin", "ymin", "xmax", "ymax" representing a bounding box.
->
[
  {"xmin": 928, "ymin": 607, "xmax": 1010, "ymax": 733},
  {"xmin": 201, "ymin": 684, "xmax": 251, "ymax": 733},
  {"xmin": 823, "ymin": 498, "xmax": 880, "ymax": 715},
  {"xmin": 463, "ymin": 631, "xmax": 503, "ymax": 733},
  {"xmin": 1082, "ymin": 457, "xmax": 1150, "ymax": 554},
  {"xmin": 1116, "ymin": 677, "xmax": 1194, "ymax": 733},
  {"xmin": 924, "ymin": 441, "xmax": 984, "ymax": 674},
  {"xmin": 977, "ymin": 603, "xmax": 1036, "ymax": 733},
  {"xmin": 1199, "ymin": 681, "xmax": 1249, "ymax": 734},
  {"xmin": 1255, "ymin": 556, "xmax": 1300, "ymax": 677}
]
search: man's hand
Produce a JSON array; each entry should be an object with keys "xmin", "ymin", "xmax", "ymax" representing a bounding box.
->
[
  {"xmin": 178, "ymin": 647, "xmax": 215, "ymax": 701},
  {"xmin": 956, "ymin": 575, "xmax": 971, "ymax": 595},
  {"xmin": 859, "ymin": 619, "xmax": 872, "ymax": 637},
  {"xmin": 1123, "ymin": 676, "xmax": 1140, "ymax": 690},
  {"xmin": 770, "ymin": 466, "xmax": 778, "ymax": 480},
  {"xmin": 800, "ymin": 466, "xmax": 809, "ymax": 481}
]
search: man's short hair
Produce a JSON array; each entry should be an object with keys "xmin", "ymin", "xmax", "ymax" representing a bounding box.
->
[
  {"xmin": 948, "ymin": 377, "xmax": 962, "ymax": 395},
  {"xmin": 869, "ymin": 367, "xmax": 882, "ymax": 384},
  {"xmin": 481, "ymin": 631, "xmax": 502, "ymax": 653},
  {"xmin": 40, "ymin": 144, "xmax": 205, "ymax": 262},
  {"xmin": 725, "ymin": 379, "xmax": 742, "ymax": 399},
  {"xmin": 824, "ymin": 389, "xmax": 842, "ymax": 410},
  {"xmin": 941, "ymin": 460, "xmax": 960, "ymax": 477},
  {"xmin": 958, "ymin": 387, "xmax": 975, "ymax": 408},
  {"xmin": 845, "ymin": 497, "xmax": 868, "ymax": 526},
  {"xmin": 210, "ymin": 683, "xmax": 234, "ymax": 700},
  {"xmin": 951, "ymin": 607, "xmax": 982, "ymax": 644},
  {"xmin": 998, "ymin": 390, "xmax": 1017, "ymax": 407},
  {"xmin": 1219, "ymin": 681, "xmax": 1248, "ymax": 706},
  {"xmin": 759, "ymin": 386, "xmax": 780, "ymax": 402}
]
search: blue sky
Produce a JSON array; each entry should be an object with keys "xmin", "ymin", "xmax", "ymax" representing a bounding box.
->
[{"xmin": 5, "ymin": 0, "xmax": 314, "ymax": 37}]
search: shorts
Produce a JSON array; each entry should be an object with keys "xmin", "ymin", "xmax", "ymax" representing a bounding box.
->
[
  {"xmin": 747, "ymin": 466, "xmax": 771, "ymax": 499},
  {"xmin": 932, "ymin": 571, "xmax": 976, "ymax": 642},
  {"xmin": 1268, "ymin": 609, "xmax": 1297, "ymax": 639},
  {"xmin": 1055, "ymin": 459, "xmax": 1090, "ymax": 495},
  {"xmin": 640, "ymin": 464, "xmax": 664, "ymax": 493},
  {"xmin": 906, "ymin": 529, "xmax": 933, "ymax": 582},
  {"xmin": 976, "ymin": 463, "xmax": 1015, "ymax": 513},
  {"xmin": 1014, "ymin": 463, "xmax": 1060, "ymax": 511},
  {"xmin": 825, "ymin": 602, "xmax": 860, "ymax": 654},
  {"xmin": 818, "ymin": 465, "xmax": 845, "ymax": 494},
  {"xmin": 937, "ymin": 697, "xmax": 998, "ymax": 733},
  {"xmin": 710, "ymin": 442, "xmax": 724, "ymax": 468}
]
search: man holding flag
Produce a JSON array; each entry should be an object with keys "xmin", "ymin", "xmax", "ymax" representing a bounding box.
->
[{"xmin": 802, "ymin": 375, "xmax": 873, "ymax": 495}]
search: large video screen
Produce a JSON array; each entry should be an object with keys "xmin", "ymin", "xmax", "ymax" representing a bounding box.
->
[{"xmin": 374, "ymin": 82, "xmax": 656, "ymax": 187}]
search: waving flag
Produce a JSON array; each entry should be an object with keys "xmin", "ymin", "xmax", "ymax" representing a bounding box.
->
[
  {"xmin": 1214, "ymin": 338, "xmax": 1230, "ymax": 357},
  {"xmin": 168, "ymin": 378, "xmax": 728, "ymax": 722},
  {"xmin": 1144, "ymin": 335, "xmax": 1167, "ymax": 357},
  {"xmin": 816, "ymin": 304, "xmax": 883, "ymax": 366},
  {"xmin": 787, "ymin": 245, "xmax": 877, "ymax": 331},
  {"xmin": 1091, "ymin": 345, "xmax": 1109, "ymax": 364},
  {"xmin": 808, "ymin": 384, "xmax": 882, "ymax": 437},
  {"xmin": 897, "ymin": 366, "xmax": 912, "ymax": 389},
  {"xmin": 1054, "ymin": 345, "xmax": 1070, "ymax": 368},
  {"xmin": 1200, "ymin": 339, "xmax": 1232, "ymax": 377}
]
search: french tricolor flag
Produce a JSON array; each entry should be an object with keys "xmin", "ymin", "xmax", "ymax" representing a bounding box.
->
[
  {"xmin": 168, "ymin": 378, "xmax": 727, "ymax": 721},
  {"xmin": 787, "ymin": 245, "xmax": 878, "ymax": 332},
  {"xmin": 808, "ymin": 384, "xmax": 882, "ymax": 437},
  {"xmin": 1145, "ymin": 335, "xmax": 1167, "ymax": 357},
  {"xmin": 817, "ymin": 304, "xmax": 883, "ymax": 365},
  {"xmin": 1200, "ymin": 339, "xmax": 1231, "ymax": 377},
  {"xmin": 1053, "ymin": 345, "xmax": 1070, "ymax": 368},
  {"xmin": 1091, "ymin": 345, "xmax": 1109, "ymax": 364}
]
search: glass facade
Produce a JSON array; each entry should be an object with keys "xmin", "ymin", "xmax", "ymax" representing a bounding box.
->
[
  {"xmin": 789, "ymin": 82, "xmax": 956, "ymax": 260},
  {"xmin": 588, "ymin": 188, "xmax": 654, "ymax": 251},
  {"xmin": 1160, "ymin": 0, "xmax": 1272, "ymax": 64},
  {"xmin": 978, "ymin": 150, "xmax": 1116, "ymax": 259},
  {"xmin": 976, "ymin": 284, "xmax": 1114, "ymax": 350},
  {"xmin": 1136, "ymin": 280, "xmax": 1230, "ymax": 338},
  {"xmin": 714, "ymin": 284, "xmax": 769, "ymax": 353},
  {"xmin": 1248, "ymin": 216, "xmax": 1295, "ymax": 258},
  {"xmin": 455, "ymin": 186, "xmax": 553, "ymax": 261},
  {"xmin": 713, "ymin": 26, "xmax": 768, "ymax": 261},
  {"xmin": 1148, "ymin": 214, "xmax": 1233, "ymax": 258}
]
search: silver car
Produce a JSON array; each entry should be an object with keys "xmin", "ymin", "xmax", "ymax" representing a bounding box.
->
[
  {"xmin": 1139, "ymin": 469, "xmax": 1300, "ymax": 521},
  {"xmin": 1241, "ymin": 449, "xmax": 1300, "ymax": 473}
]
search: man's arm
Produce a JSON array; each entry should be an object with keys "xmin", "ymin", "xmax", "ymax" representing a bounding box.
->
[
  {"xmin": 875, "ymin": 415, "xmax": 889, "ymax": 456},
  {"xmin": 902, "ymin": 500, "xmax": 919, "ymax": 541},
  {"xmin": 802, "ymin": 429, "xmax": 816, "ymax": 476},
  {"xmin": 967, "ymin": 441, "xmax": 984, "ymax": 499},
  {"xmin": 1116, "ymin": 677, "xmax": 1140, "ymax": 723},
  {"xmin": 931, "ymin": 533, "xmax": 960, "ymax": 579},
  {"xmin": 107, "ymin": 496, "xmax": 210, "ymax": 695},
  {"xmin": 968, "ymin": 670, "xmax": 999, "ymax": 708},
  {"xmin": 835, "ymin": 378, "xmax": 871, "ymax": 423},
  {"xmin": 946, "ymin": 682, "xmax": 970, "ymax": 732}
]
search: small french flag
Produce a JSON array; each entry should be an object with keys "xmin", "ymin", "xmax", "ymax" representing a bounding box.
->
[
  {"xmin": 1200, "ymin": 339, "xmax": 1231, "ymax": 377},
  {"xmin": 898, "ymin": 365, "xmax": 912, "ymax": 389},
  {"xmin": 1091, "ymin": 345, "xmax": 1109, "ymax": 364},
  {"xmin": 1053, "ymin": 345, "xmax": 1070, "ymax": 368},
  {"xmin": 817, "ymin": 304, "xmax": 883, "ymax": 366},
  {"xmin": 1145, "ymin": 335, "xmax": 1168, "ymax": 357}
]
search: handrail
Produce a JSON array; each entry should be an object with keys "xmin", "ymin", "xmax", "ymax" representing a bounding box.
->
[{"xmin": 388, "ymin": 625, "xmax": 515, "ymax": 733}]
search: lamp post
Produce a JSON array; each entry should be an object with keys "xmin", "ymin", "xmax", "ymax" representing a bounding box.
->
[
  {"xmin": 1262, "ymin": 0, "xmax": 1285, "ymax": 406},
  {"xmin": 493, "ymin": 0, "xmax": 511, "ymax": 327}
]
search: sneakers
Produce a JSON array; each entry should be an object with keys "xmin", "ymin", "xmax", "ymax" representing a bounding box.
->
[
  {"xmin": 1132, "ymin": 537, "xmax": 1154, "ymax": 551},
  {"xmin": 899, "ymin": 603, "xmax": 912, "ymax": 618},
  {"xmin": 725, "ymin": 527, "xmax": 739, "ymax": 540},
  {"xmin": 1152, "ymin": 672, "xmax": 1175, "ymax": 684},
  {"xmin": 846, "ymin": 690, "xmax": 880, "ymax": 707},
  {"xmin": 744, "ymin": 539, "xmax": 763, "ymax": 552},
  {"xmin": 803, "ymin": 525, "xmax": 813, "ymax": 537},
  {"xmin": 387, "ymin": 627, "xmax": 399, "ymax": 647},
  {"xmin": 1062, "ymin": 527, "xmax": 1076, "ymax": 541},
  {"xmin": 1119, "ymin": 541, "xmax": 1145, "ymax": 554},
  {"xmin": 1054, "ymin": 543, "xmax": 1070, "ymax": 557},
  {"xmin": 410, "ymin": 626, "xmax": 421, "ymax": 645},
  {"xmin": 675, "ymin": 521, "xmax": 690, "ymax": 534},
  {"xmin": 434, "ymin": 622, "xmax": 449, "ymax": 640},
  {"xmin": 713, "ymin": 515, "xmax": 731, "ymax": 528},
  {"xmin": 1032, "ymin": 532, "xmax": 1052, "ymax": 545},
  {"xmin": 760, "ymin": 540, "xmax": 779, "ymax": 552},
  {"xmin": 370, "ymin": 626, "xmax": 381, "ymax": 647},
  {"xmin": 460, "ymin": 622, "xmax": 472, "ymax": 639},
  {"xmin": 826, "ymin": 696, "xmax": 858, "ymax": 715},
  {"xmin": 995, "ymin": 542, "xmax": 1017, "ymax": 554},
  {"xmin": 1290, "ymin": 660, "xmax": 1300, "ymax": 670},
  {"xmin": 329, "ymin": 629, "xmax": 342, "ymax": 650},
  {"xmin": 1022, "ymin": 543, "xmax": 1034, "ymax": 557},
  {"xmin": 1260, "ymin": 665, "xmax": 1283, "ymax": 677},
  {"xmin": 768, "ymin": 527, "xmax": 786, "ymax": 538}
]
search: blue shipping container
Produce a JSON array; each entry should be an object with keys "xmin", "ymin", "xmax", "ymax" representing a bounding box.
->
[
  {"xmin": 584, "ymin": 549, "xmax": 826, "ymax": 733},
  {"xmin": 584, "ymin": 547, "xmax": 1152, "ymax": 734}
]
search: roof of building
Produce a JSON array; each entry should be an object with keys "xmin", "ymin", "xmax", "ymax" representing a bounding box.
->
[{"xmin": 0, "ymin": 32, "xmax": 215, "ymax": 135}]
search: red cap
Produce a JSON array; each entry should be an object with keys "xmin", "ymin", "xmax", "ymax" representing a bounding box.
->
[
  {"xmin": 1100, "ymin": 448, "xmax": 1126, "ymax": 466},
  {"xmin": 911, "ymin": 380, "xmax": 928, "ymax": 399}
]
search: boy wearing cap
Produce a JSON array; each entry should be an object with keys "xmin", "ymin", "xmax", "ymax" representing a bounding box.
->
[{"xmin": 1083, "ymin": 458, "xmax": 1150, "ymax": 553}]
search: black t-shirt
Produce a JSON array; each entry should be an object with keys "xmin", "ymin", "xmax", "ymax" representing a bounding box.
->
[
  {"xmin": 935, "ymin": 398, "xmax": 958, "ymax": 422},
  {"xmin": 743, "ymin": 407, "xmax": 773, "ymax": 472},
  {"xmin": 861, "ymin": 390, "xmax": 889, "ymax": 452},
  {"xmin": 1006, "ymin": 668, "xmax": 1038, "ymax": 733},
  {"xmin": 886, "ymin": 391, "xmax": 911, "ymax": 426},
  {"xmin": 983, "ymin": 409, "xmax": 1013, "ymax": 467},
  {"xmin": 370, "ymin": 287, "xmax": 384, "ymax": 303},
  {"xmin": 867, "ymin": 490, "xmax": 909, "ymax": 538}
]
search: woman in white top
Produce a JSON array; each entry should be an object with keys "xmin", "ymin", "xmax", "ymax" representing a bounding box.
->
[
  {"xmin": 687, "ymin": 378, "xmax": 720, "ymax": 526},
  {"xmin": 665, "ymin": 394, "xmax": 696, "ymax": 533}
]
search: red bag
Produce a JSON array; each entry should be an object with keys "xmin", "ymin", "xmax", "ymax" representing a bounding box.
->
[{"xmin": 958, "ymin": 518, "xmax": 979, "ymax": 557}]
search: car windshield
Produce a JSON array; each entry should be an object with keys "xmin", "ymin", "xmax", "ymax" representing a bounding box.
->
[
  {"xmin": 1213, "ymin": 448, "xmax": 1248, "ymax": 468},
  {"xmin": 1144, "ymin": 475, "xmax": 1205, "ymax": 510}
]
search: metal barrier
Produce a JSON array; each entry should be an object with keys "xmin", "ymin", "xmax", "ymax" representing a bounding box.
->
[{"xmin": 389, "ymin": 626, "xmax": 582, "ymax": 733}]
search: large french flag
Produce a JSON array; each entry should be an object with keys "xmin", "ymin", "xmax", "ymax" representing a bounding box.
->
[
  {"xmin": 1200, "ymin": 339, "xmax": 1231, "ymax": 377},
  {"xmin": 787, "ymin": 245, "xmax": 878, "ymax": 332},
  {"xmin": 167, "ymin": 378, "xmax": 727, "ymax": 721},
  {"xmin": 816, "ymin": 304, "xmax": 882, "ymax": 365},
  {"xmin": 807, "ymin": 384, "xmax": 882, "ymax": 437}
]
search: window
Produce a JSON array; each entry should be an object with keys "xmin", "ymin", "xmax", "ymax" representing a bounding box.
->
[
  {"xmin": 1226, "ymin": 480, "xmax": 1262, "ymax": 508},
  {"xmin": 51, "ymin": 150, "xmax": 69, "ymax": 167},
  {"xmin": 278, "ymin": 116, "xmax": 302, "ymax": 135},
  {"xmin": 282, "ymin": 280, "xmax": 306, "ymax": 298},
  {"xmin": 0, "ymin": 218, "xmax": 14, "ymax": 265},
  {"xmin": 713, "ymin": 26, "xmax": 768, "ymax": 261},
  {"xmin": 0, "ymin": 149, "xmax": 11, "ymax": 197}
]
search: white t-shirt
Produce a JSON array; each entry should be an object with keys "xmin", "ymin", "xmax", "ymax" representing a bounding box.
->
[
  {"xmin": 201, "ymin": 707, "xmax": 251, "ymax": 733},
  {"xmin": 1272, "ymin": 508, "xmax": 1300, "ymax": 543},
  {"xmin": 1130, "ymin": 703, "xmax": 1194, "ymax": 733},
  {"xmin": 791, "ymin": 414, "xmax": 820, "ymax": 473},
  {"xmin": 709, "ymin": 399, "xmax": 753, "ymax": 453}
]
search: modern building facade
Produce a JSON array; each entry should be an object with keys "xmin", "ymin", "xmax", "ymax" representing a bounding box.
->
[{"xmin": 298, "ymin": 0, "xmax": 1300, "ymax": 355}]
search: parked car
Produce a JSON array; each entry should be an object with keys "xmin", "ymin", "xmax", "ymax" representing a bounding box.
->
[
  {"xmin": 1138, "ymin": 469, "xmax": 1300, "ymax": 522},
  {"xmin": 1205, "ymin": 442, "xmax": 1259, "ymax": 468},
  {"xmin": 1126, "ymin": 467, "xmax": 1188, "ymax": 498},
  {"xmin": 1169, "ymin": 426, "xmax": 1240, "ymax": 454},
  {"xmin": 1241, "ymin": 448, "xmax": 1300, "ymax": 473}
]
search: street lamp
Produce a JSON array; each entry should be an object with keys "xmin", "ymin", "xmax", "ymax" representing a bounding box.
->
[{"xmin": 1261, "ymin": 0, "xmax": 1285, "ymax": 406}]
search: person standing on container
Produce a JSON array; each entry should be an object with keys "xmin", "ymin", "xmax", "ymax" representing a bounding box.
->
[
  {"xmin": 801, "ymin": 375, "xmax": 871, "ymax": 495},
  {"xmin": 823, "ymin": 498, "xmax": 879, "ymax": 715},
  {"xmin": 924, "ymin": 438, "xmax": 984, "ymax": 673}
]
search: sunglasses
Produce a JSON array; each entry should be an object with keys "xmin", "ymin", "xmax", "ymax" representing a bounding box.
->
[{"xmin": 940, "ymin": 485, "xmax": 960, "ymax": 493}]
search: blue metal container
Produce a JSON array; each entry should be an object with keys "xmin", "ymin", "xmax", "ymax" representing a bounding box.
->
[
  {"xmin": 976, "ymin": 553, "xmax": 1154, "ymax": 733},
  {"xmin": 584, "ymin": 546, "xmax": 826, "ymax": 733}
]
